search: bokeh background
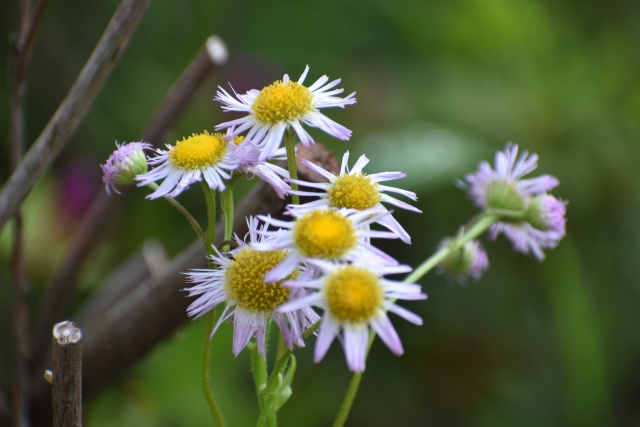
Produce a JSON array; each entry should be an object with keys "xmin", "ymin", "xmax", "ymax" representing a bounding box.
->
[{"xmin": 2, "ymin": 0, "xmax": 640, "ymax": 426}]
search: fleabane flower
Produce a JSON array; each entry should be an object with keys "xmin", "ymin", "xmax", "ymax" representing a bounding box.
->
[
  {"xmin": 464, "ymin": 143, "xmax": 558, "ymax": 211},
  {"xmin": 438, "ymin": 238, "xmax": 489, "ymax": 283},
  {"xmin": 136, "ymin": 131, "xmax": 240, "ymax": 199},
  {"xmin": 215, "ymin": 65, "xmax": 356, "ymax": 161},
  {"xmin": 184, "ymin": 217, "xmax": 319, "ymax": 357},
  {"xmin": 254, "ymin": 208, "xmax": 401, "ymax": 283},
  {"xmin": 463, "ymin": 143, "xmax": 567, "ymax": 260},
  {"xmin": 287, "ymin": 151, "xmax": 421, "ymax": 243},
  {"xmin": 279, "ymin": 260, "xmax": 426, "ymax": 372},
  {"xmin": 101, "ymin": 141, "xmax": 152, "ymax": 195}
]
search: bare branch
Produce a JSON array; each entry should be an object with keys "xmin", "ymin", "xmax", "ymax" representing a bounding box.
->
[
  {"xmin": 0, "ymin": 0, "xmax": 153, "ymax": 231},
  {"xmin": 51, "ymin": 322, "xmax": 83, "ymax": 427}
]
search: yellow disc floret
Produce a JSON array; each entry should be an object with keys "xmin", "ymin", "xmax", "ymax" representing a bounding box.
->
[
  {"xmin": 328, "ymin": 174, "xmax": 381, "ymax": 210},
  {"xmin": 325, "ymin": 265, "xmax": 383, "ymax": 323},
  {"xmin": 293, "ymin": 210, "xmax": 357, "ymax": 259},
  {"xmin": 252, "ymin": 80, "xmax": 313, "ymax": 124},
  {"xmin": 169, "ymin": 131, "xmax": 228, "ymax": 170},
  {"xmin": 224, "ymin": 248, "xmax": 296, "ymax": 312}
]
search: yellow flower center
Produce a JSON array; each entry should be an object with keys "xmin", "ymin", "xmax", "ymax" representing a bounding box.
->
[
  {"xmin": 252, "ymin": 80, "xmax": 313, "ymax": 124},
  {"xmin": 224, "ymin": 248, "xmax": 296, "ymax": 312},
  {"xmin": 328, "ymin": 174, "xmax": 381, "ymax": 210},
  {"xmin": 233, "ymin": 136, "xmax": 245, "ymax": 146},
  {"xmin": 293, "ymin": 210, "xmax": 357, "ymax": 259},
  {"xmin": 169, "ymin": 131, "xmax": 228, "ymax": 170},
  {"xmin": 325, "ymin": 265, "xmax": 383, "ymax": 323}
]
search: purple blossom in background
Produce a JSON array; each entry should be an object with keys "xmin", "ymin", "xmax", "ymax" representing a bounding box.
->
[{"xmin": 464, "ymin": 143, "xmax": 567, "ymax": 260}]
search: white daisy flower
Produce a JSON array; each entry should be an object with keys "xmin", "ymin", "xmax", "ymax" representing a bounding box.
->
[
  {"xmin": 184, "ymin": 217, "xmax": 319, "ymax": 357},
  {"xmin": 215, "ymin": 65, "xmax": 356, "ymax": 161},
  {"xmin": 136, "ymin": 131, "xmax": 241, "ymax": 199},
  {"xmin": 254, "ymin": 208, "xmax": 400, "ymax": 283},
  {"xmin": 279, "ymin": 260, "xmax": 426, "ymax": 372},
  {"xmin": 287, "ymin": 151, "xmax": 421, "ymax": 243}
]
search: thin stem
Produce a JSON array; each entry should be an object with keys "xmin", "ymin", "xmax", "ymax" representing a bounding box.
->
[
  {"xmin": 201, "ymin": 182, "xmax": 218, "ymax": 255},
  {"xmin": 404, "ymin": 214, "xmax": 497, "ymax": 284},
  {"xmin": 199, "ymin": 181, "xmax": 224, "ymax": 424},
  {"xmin": 142, "ymin": 184, "xmax": 207, "ymax": 244},
  {"xmin": 251, "ymin": 340, "xmax": 275, "ymax": 427},
  {"xmin": 220, "ymin": 184, "xmax": 234, "ymax": 252},
  {"xmin": 201, "ymin": 311, "xmax": 225, "ymax": 427},
  {"xmin": 265, "ymin": 321, "xmax": 321, "ymax": 392},
  {"xmin": 283, "ymin": 128, "xmax": 299, "ymax": 205},
  {"xmin": 332, "ymin": 332, "xmax": 375, "ymax": 427}
]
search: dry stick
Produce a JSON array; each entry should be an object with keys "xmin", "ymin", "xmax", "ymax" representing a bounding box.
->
[
  {"xmin": 29, "ymin": 36, "xmax": 228, "ymax": 366},
  {"xmin": 0, "ymin": 0, "xmax": 152, "ymax": 232},
  {"xmin": 7, "ymin": 1, "xmax": 51, "ymax": 425},
  {"xmin": 51, "ymin": 321, "xmax": 83, "ymax": 427}
]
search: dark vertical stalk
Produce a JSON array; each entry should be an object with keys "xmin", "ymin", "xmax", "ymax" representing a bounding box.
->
[{"xmin": 51, "ymin": 321, "xmax": 83, "ymax": 427}]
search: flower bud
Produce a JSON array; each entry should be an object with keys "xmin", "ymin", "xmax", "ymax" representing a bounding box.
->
[
  {"xmin": 101, "ymin": 141, "xmax": 152, "ymax": 195},
  {"xmin": 439, "ymin": 239, "xmax": 489, "ymax": 283},
  {"xmin": 524, "ymin": 193, "xmax": 566, "ymax": 234}
]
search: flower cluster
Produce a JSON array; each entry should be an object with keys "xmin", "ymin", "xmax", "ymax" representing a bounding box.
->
[
  {"xmin": 189, "ymin": 66, "xmax": 424, "ymax": 372},
  {"xmin": 463, "ymin": 143, "xmax": 567, "ymax": 260},
  {"xmin": 101, "ymin": 65, "xmax": 568, "ymax": 378}
]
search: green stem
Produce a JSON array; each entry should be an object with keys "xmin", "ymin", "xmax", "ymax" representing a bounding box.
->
[
  {"xmin": 249, "ymin": 342, "xmax": 268, "ymax": 410},
  {"xmin": 283, "ymin": 128, "xmax": 300, "ymax": 205},
  {"xmin": 265, "ymin": 320, "xmax": 320, "ymax": 392},
  {"xmin": 145, "ymin": 183, "xmax": 206, "ymax": 244},
  {"xmin": 220, "ymin": 184, "xmax": 235, "ymax": 252},
  {"xmin": 199, "ymin": 182, "xmax": 224, "ymax": 424},
  {"xmin": 202, "ymin": 311, "xmax": 225, "ymax": 426},
  {"xmin": 256, "ymin": 322, "xmax": 322, "ymax": 427},
  {"xmin": 253, "ymin": 325, "xmax": 276, "ymax": 427},
  {"xmin": 332, "ymin": 332, "xmax": 375, "ymax": 427},
  {"xmin": 404, "ymin": 214, "xmax": 497, "ymax": 284},
  {"xmin": 201, "ymin": 182, "xmax": 218, "ymax": 255}
]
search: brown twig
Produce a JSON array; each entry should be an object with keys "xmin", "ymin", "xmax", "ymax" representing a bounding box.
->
[
  {"xmin": 29, "ymin": 35, "xmax": 228, "ymax": 367},
  {"xmin": 0, "ymin": 0, "xmax": 153, "ymax": 231},
  {"xmin": 51, "ymin": 321, "xmax": 83, "ymax": 427}
]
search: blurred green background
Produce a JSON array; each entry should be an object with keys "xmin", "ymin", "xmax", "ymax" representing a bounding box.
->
[{"xmin": 2, "ymin": 0, "xmax": 640, "ymax": 426}]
